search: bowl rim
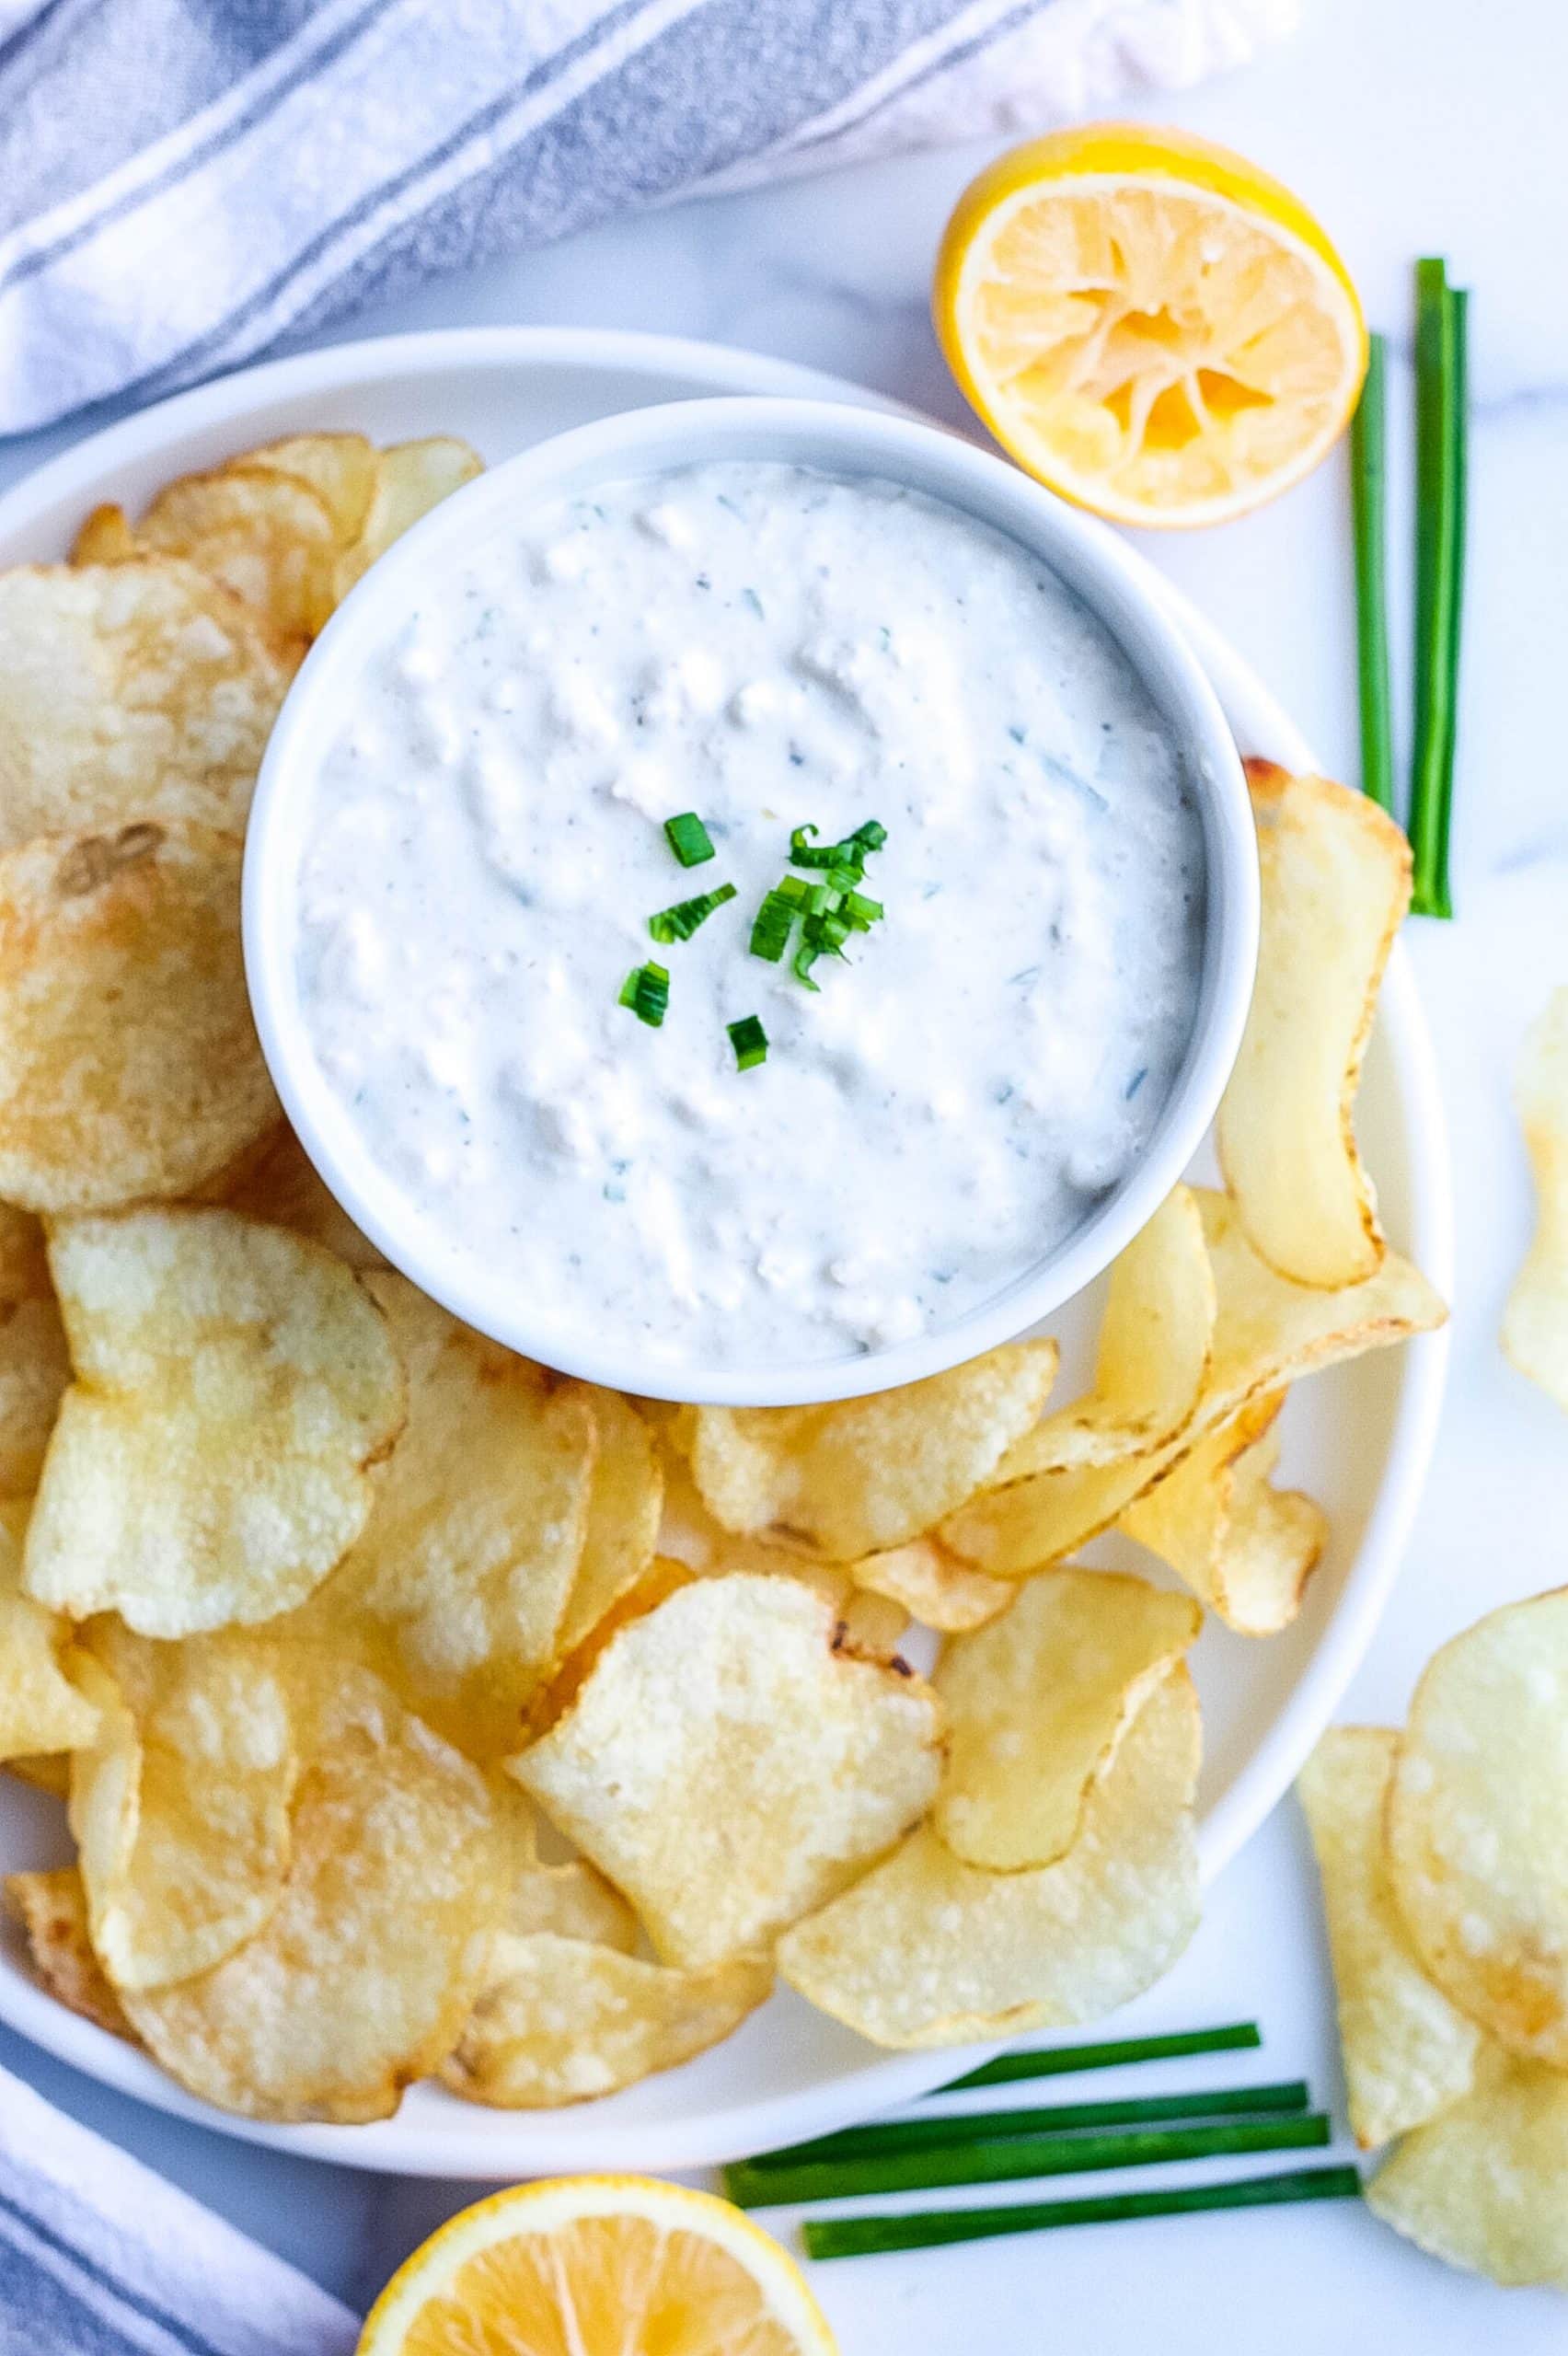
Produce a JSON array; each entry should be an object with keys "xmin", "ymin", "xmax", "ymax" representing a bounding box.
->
[{"xmin": 243, "ymin": 391, "xmax": 1259, "ymax": 1405}]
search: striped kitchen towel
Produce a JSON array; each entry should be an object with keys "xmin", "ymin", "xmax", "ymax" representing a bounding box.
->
[
  {"xmin": 0, "ymin": 2063, "xmax": 358, "ymax": 2356},
  {"xmin": 0, "ymin": 0, "xmax": 1298, "ymax": 438}
]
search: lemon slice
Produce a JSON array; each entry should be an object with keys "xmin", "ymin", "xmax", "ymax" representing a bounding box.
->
[
  {"xmin": 358, "ymin": 2176, "xmax": 837, "ymax": 2356},
  {"xmin": 934, "ymin": 123, "xmax": 1366, "ymax": 527}
]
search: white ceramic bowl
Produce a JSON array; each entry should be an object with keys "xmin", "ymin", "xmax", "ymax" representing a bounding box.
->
[{"xmin": 244, "ymin": 395, "xmax": 1258, "ymax": 1406}]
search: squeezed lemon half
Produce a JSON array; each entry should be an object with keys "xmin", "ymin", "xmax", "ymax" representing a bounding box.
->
[{"xmin": 934, "ymin": 123, "xmax": 1366, "ymax": 527}]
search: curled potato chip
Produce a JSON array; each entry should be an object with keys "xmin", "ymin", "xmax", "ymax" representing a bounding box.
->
[
  {"xmin": 71, "ymin": 503, "xmax": 138, "ymax": 564},
  {"xmin": 5, "ymin": 1867, "xmax": 131, "ymax": 2039},
  {"xmin": 944, "ymin": 1189, "xmax": 1445, "ymax": 1574},
  {"xmin": 0, "ymin": 1496, "xmax": 96, "ymax": 1760},
  {"xmin": 0, "ymin": 822, "xmax": 278, "ymax": 1214},
  {"xmin": 6, "ymin": 1750, "xmax": 70, "ymax": 1796},
  {"xmin": 1298, "ymin": 1727, "xmax": 1480, "ymax": 2150},
  {"xmin": 25, "ymin": 1207, "xmax": 404, "ymax": 1636},
  {"xmin": 0, "ymin": 1235, "xmax": 70, "ymax": 1498},
  {"xmin": 442, "ymin": 1934, "xmax": 771, "ymax": 2109},
  {"xmin": 71, "ymin": 1620, "xmax": 297, "ymax": 1991},
  {"xmin": 997, "ymin": 1187, "xmax": 1214, "ymax": 1481},
  {"xmin": 778, "ymin": 1666, "xmax": 1200, "ymax": 2048},
  {"xmin": 690, "ymin": 1341, "xmax": 1058, "ymax": 1563},
  {"xmin": 513, "ymin": 1573, "xmax": 944, "ymax": 1969},
  {"xmin": 554, "ymin": 1390, "xmax": 663, "ymax": 1657},
  {"xmin": 522, "ymin": 1558, "xmax": 698, "ymax": 1744},
  {"xmin": 848, "ymin": 1538, "xmax": 1014, "ymax": 1634},
  {"xmin": 214, "ymin": 1121, "xmax": 385, "ymax": 1267},
  {"xmin": 1217, "ymin": 763, "xmax": 1410, "ymax": 1288},
  {"xmin": 1386, "ymin": 1591, "xmax": 1568, "ymax": 2066},
  {"xmin": 1367, "ymin": 2050, "xmax": 1568, "ymax": 2291},
  {"xmin": 245, "ymin": 434, "xmax": 379, "ymax": 542},
  {"xmin": 120, "ymin": 1668, "xmax": 508, "ymax": 2121},
  {"xmin": 0, "ymin": 560, "xmax": 299, "ymax": 852},
  {"xmin": 318, "ymin": 1275, "xmax": 594, "ymax": 1757},
  {"xmin": 1120, "ymin": 1392, "xmax": 1326, "ymax": 1634},
  {"xmin": 133, "ymin": 465, "xmax": 340, "ymax": 639},
  {"xmin": 334, "ymin": 438, "xmax": 484, "ymax": 600},
  {"xmin": 1502, "ymin": 989, "xmax": 1568, "ymax": 1413},
  {"xmin": 934, "ymin": 1567, "xmax": 1199, "ymax": 1871}
]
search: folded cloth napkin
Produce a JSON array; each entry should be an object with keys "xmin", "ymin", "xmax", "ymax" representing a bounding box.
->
[
  {"xmin": 0, "ymin": 0, "xmax": 1297, "ymax": 437},
  {"xmin": 0, "ymin": 2063, "xmax": 358, "ymax": 2356}
]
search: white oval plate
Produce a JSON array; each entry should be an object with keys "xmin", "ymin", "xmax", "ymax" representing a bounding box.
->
[{"xmin": 0, "ymin": 327, "xmax": 1451, "ymax": 2177}]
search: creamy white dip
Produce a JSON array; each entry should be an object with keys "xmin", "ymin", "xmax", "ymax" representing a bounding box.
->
[{"xmin": 292, "ymin": 460, "xmax": 1205, "ymax": 1369}]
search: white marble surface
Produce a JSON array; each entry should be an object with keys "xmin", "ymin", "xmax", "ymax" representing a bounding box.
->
[{"xmin": 5, "ymin": 0, "xmax": 1568, "ymax": 2342}]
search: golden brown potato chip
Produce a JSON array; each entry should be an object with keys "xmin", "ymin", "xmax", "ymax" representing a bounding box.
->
[
  {"xmin": 1120, "ymin": 1392, "xmax": 1326, "ymax": 1634},
  {"xmin": 71, "ymin": 503, "xmax": 137, "ymax": 564},
  {"xmin": 778, "ymin": 1665, "xmax": 1201, "ymax": 2048},
  {"xmin": 513, "ymin": 1572, "xmax": 944, "ymax": 1969},
  {"xmin": 0, "ymin": 1285, "xmax": 70, "ymax": 1501},
  {"xmin": 0, "ymin": 822, "xmax": 278, "ymax": 1214},
  {"xmin": 689, "ymin": 1341, "xmax": 1058, "ymax": 1564},
  {"xmin": 246, "ymin": 433, "xmax": 378, "ymax": 542},
  {"xmin": 1367, "ymin": 2049, "xmax": 1568, "ymax": 2291},
  {"xmin": 215, "ymin": 1121, "xmax": 385, "ymax": 1267},
  {"xmin": 25, "ymin": 1207, "xmax": 404, "ymax": 1636},
  {"xmin": 847, "ymin": 1538, "xmax": 1014, "ymax": 1634},
  {"xmin": 441, "ymin": 1934, "xmax": 771, "ymax": 2109},
  {"xmin": 521, "ymin": 1558, "xmax": 698, "ymax": 1744},
  {"xmin": 0, "ymin": 1496, "xmax": 96, "ymax": 1760},
  {"xmin": 120, "ymin": 1668, "xmax": 508, "ymax": 2121},
  {"xmin": 5, "ymin": 1750, "xmax": 70, "ymax": 1796},
  {"xmin": 71, "ymin": 1620, "xmax": 297, "ymax": 1991},
  {"xmin": 1217, "ymin": 762, "xmax": 1410, "ymax": 1288},
  {"xmin": 317, "ymin": 1275, "xmax": 594, "ymax": 1757},
  {"xmin": 1502, "ymin": 988, "xmax": 1568, "ymax": 1413},
  {"xmin": 1386, "ymin": 1591, "xmax": 1568, "ymax": 2067},
  {"xmin": 5, "ymin": 1866, "xmax": 131, "ymax": 2039},
  {"xmin": 554, "ymin": 1390, "xmax": 663, "ymax": 1657},
  {"xmin": 943, "ymin": 1190, "xmax": 1445, "ymax": 1573},
  {"xmin": 996, "ymin": 1187, "xmax": 1214, "ymax": 1481},
  {"xmin": 0, "ymin": 560, "xmax": 299, "ymax": 852},
  {"xmin": 133, "ymin": 466, "xmax": 339, "ymax": 639},
  {"xmin": 1298, "ymin": 1727, "xmax": 1480, "ymax": 2150},
  {"xmin": 934, "ymin": 1567, "xmax": 1199, "ymax": 1871},
  {"xmin": 333, "ymin": 438, "xmax": 484, "ymax": 600}
]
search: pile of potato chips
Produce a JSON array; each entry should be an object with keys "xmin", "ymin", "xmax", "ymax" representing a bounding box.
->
[
  {"xmin": 1301, "ymin": 1591, "xmax": 1568, "ymax": 2291},
  {"xmin": 0, "ymin": 433, "xmax": 1444, "ymax": 2125}
]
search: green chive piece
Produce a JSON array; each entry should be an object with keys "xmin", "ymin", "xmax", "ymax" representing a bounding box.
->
[
  {"xmin": 939, "ymin": 2022, "xmax": 1262, "ymax": 2091},
  {"xmin": 663, "ymin": 812, "xmax": 716, "ymax": 868},
  {"xmin": 1350, "ymin": 331, "xmax": 1395, "ymax": 813},
  {"xmin": 843, "ymin": 891, "xmax": 882, "ymax": 930},
  {"xmin": 850, "ymin": 818, "xmax": 888, "ymax": 852},
  {"xmin": 801, "ymin": 2164, "xmax": 1363, "ymax": 2262},
  {"xmin": 792, "ymin": 941, "xmax": 821, "ymax": 991},
  {"xmin": 617, "ymin": 961, "xmax": 669, "ymax": 1027},
  {"xmin": 788, "ymin": 819, "xmax": 888, "ymax": 874},
  {"xmin": 648, "ymin": 883, "xmax": 736, "ymax": 944},
  {"xmin": 739, "ymin": 2082, "xmax": 1311, "ymax": 2175},
  {"xmin": 725, "ymin": 2112, "xmax": 1329, "ymax": 2209},
  {"xmin": 1409, "ymin": 259, "xmax": 1468, "ymax": 918},
  {"xmin": 749, "ymin": 882, "xmax": 803, "ymax": 963},
  {"xmin": 727, "ymin": 1015, "xmax": 768, "ymax": 1071}
]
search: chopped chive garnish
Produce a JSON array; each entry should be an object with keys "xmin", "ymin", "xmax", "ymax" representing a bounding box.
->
[
  {"xmin": 617, "ymin": 961, "xmax": 669, "ymax": 1027},
  {"xmin": 648, "ymin": 883, "xmax": 736, "ymax": 944},
  {"xmin": 850, "ymin": 817, "xmax": 887, "ymax": 852},
  {"xmin": 938, "ymin": 2022, "xmax": 1262, "ymax": 2091},
  {"xmin": 727, "ymin": 1015, "xmax": 768, "ymax": 1071},
  {"xmin": 749, "ymin": 883, "xmax": 801, "ymax": 963},
  {"xmin": 1350, "ymin": 332, "xmax": 1395, "ymax": 813},
  {"xmin": 792, "ymin": 941, "xmax": 821, "ymax": 991},
  {"xmin": 789, "ymin": 823, "xmax": 832, "ymax": 867},
  {"xmin": 788, "ymin": 819, "xmax": 888, "ymax": 876},
  {"xmin": 663, "ymin": 812, "xmax": 715, "ymax": 868},
  {"xmin": 843, "ymin": 891, "xmax": 882, "ymax": 930}
]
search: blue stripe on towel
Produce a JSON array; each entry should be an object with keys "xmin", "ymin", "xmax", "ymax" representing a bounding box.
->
[{"xmin": 0, "ymin": 2186, "xmax": 220, "ymax": 2356}]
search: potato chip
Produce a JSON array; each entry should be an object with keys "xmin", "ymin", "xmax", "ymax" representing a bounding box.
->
[
  {"xmin": 778, "ymin": 1665, "xmax": 1201, "ymax": 2048},
  {"xmin": 0, "ymin": 1496, "xmax": 96, "ymax": 1760},
  {"xmin": 0, "ymin": 560, "xmax": 299, "ymax": 852},
  {"xmin": 995, "ymin": 1187, "xmax": 1214, "ymax": 1481},
  {"xmin": 5, "ymin": 1867, "xmax": 131, "ymax": 2039},
  {"xmin": 522, "ymin": 1558, "xmax": 698, "ymax": 1743},
  {"xmin": 1298, "ymin": 1727, "xmax": 1480, "ymax": 2150},
  {"xmin": 0, "ymin": 822, "xmax": 278, "ymax": 1214},
  {"xmin": 944, "ymin": 1190, "xmax": 1445, "ymax": 1574},
  {"xmin": 5, "ymin": 1750, "xmax": 70, "ymax": 1796},
  {"xmin": 334, "ymin": 438, "xmax": 484, "ymax": 600},
  {"xmin": 133, "ymin": 465, "xmax": 340, "ymax": 639},
  {"xmin": 689, "ymin": 1341, "xmax": 1058, "ymax": 1563},
  {"xmin": 246, "ymin": 433, "xmax": 378, "ymax": 542},
  {"xmin": 442, "ymin": 1933, "xmax": 770, "ymax": 2110},
  {"xmin": 834, "ymin": 1588, "xmax": 912, "ymax": 1657},
  {"xmin": 1386, "ymin": 1590, "xmax": 1568, "ymax": 2067},
  {"xmin": 847, "ymin": 1537, "xmax": 1014, "ymax": 1634},
  {"xmin": 317, "ymin": 1275, "xmax": 594, "ymax": 1757},
  {"xmin": 1217, "ymin": 763, "xmax": 1410, "ymax": 1288},
  {"xmin": 71, "ymin": 503, "xmax": 137, "ymax": 564},
  {"xmin": 215, "ymin": 1121, "xmax": 386, "ymax": 1267},
  {"xmin": 120, "ymin": 1668, "xmax": 508, "ymax": 2122},
  {"xmin": 513, "ymin": 1573, "xmax": 944, "ymax": 1969},
  {"xmin": 0, "ymin": 1286, "xmax": 70, "ymax": 1500},
  {"xmin": 502, "ymin": 1807, "xmax": 639, "ymax": 1954},
  {"xmin": 555, "ymin": 1390, "xmax": 663, "ymax": 1656},
  {"xmin": 25, "ymin": 1207, "xmax": 404, "ymax": 1636},
  {"xmin": 1121, "ymin": 1392, "xmax": 1326, "ymax": 1634},
  {"xmin": 1502, "ymin": 988, "xmax": 1568, "ymax": 1413},
  {"xmin": 934, "ymin": 1567, "xmax": 1199, "ymax": 1871},
  {"xmin": 1367, "ymin": 2050, "xmax": 1568, "ymax": 2291},
  {"xmin": 70, "ymin": 1620, "xmax": 297, "ymax": 1991}
]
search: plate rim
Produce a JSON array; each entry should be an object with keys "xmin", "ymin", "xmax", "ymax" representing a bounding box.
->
[{"xmin": 0, "ymin": 322, "xmax": 1452, "ymax": 2176}]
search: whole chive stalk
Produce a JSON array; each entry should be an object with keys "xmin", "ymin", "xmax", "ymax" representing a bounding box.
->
[
  {"xmin": 617, "ymin": 961, "xmax": 669, "ymax": 1028},
  {"xmin": 663, "ymin": 812, "xmax": 716, "ymax": 868},
  {"xmin": 801, "ymin": 2164, "xmax": 1363, "ymax": 2262},
  {"xmin": 741, "ymin": 2082, "xmax": 1310, "ymax": 2174},
  {"xmin": 725, "ymin": 2112, "xmax": 1330, "ymax": 2209},
  {"xmin": 648, "ymin": 883, "xmax": 736, "ymax": 944},
  {"xmin": 1350, "ymin": 332, "xmax": 1395, "ymax": 813},
  {"xmin": 727, "ymin": 1014, "xmax": 768, "ymax": 1072},
  {"xmin": 1409, "ymin": 259, "xmax": 1468, "ymax": 918},
  {"xmin": 938, "ymin": 2022, "xmax": 1261, "ymax": 2093}
]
